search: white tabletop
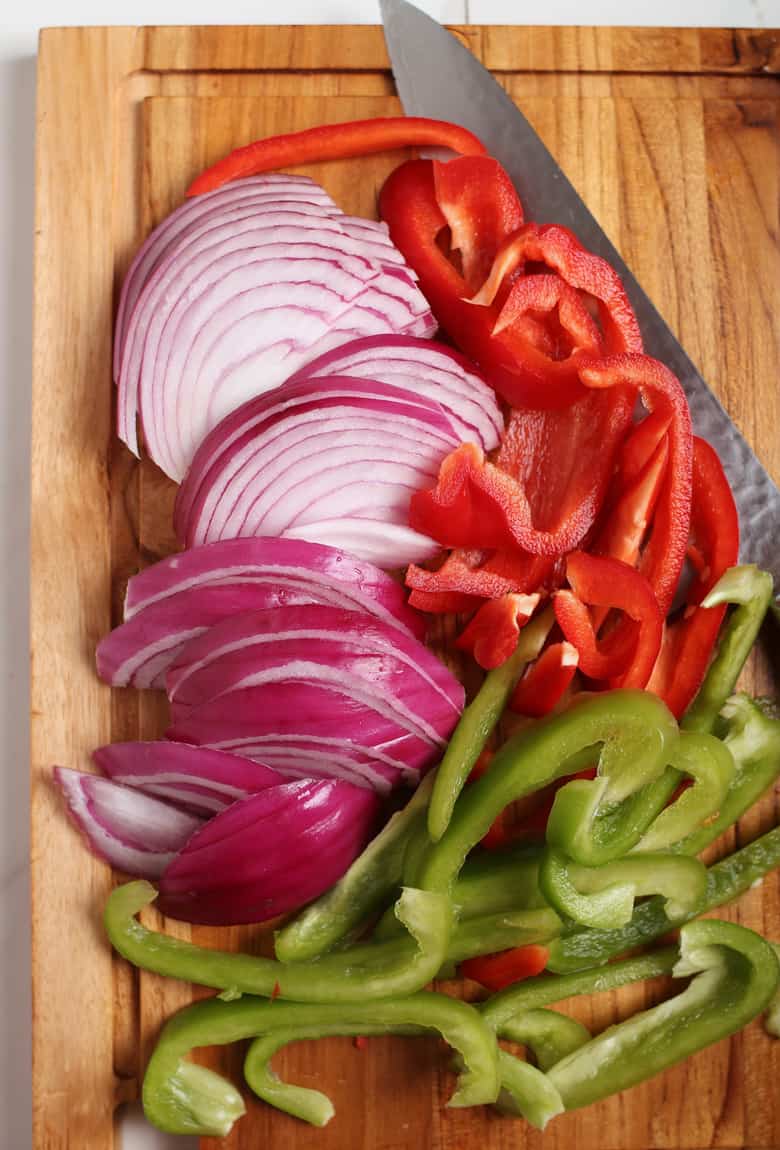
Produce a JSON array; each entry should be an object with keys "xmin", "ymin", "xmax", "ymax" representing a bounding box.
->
[{"xmin": 1, "ymin": 2, "xmax": 775, "ymax": 1148}]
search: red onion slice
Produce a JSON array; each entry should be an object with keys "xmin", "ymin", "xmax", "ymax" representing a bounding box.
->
[
  {"xmin": 123, "ymin": 538, "xmax": 422, "ymax": 635},
  {"xmin": 156, "ymin": 778, "xmax": 380, "ymax": 925},
  {"xmin": 291, "ymin": 333, "xmax": 504, "ymax": 448},
  {"xmin": 92, "ymin": 741, "xmax": 284, "ymax": 815},
  {"xmin": 115, "ymin": 175, "xmax": 340, "ymax": 377},
  {"xmin": 54, "ymin": 766, "xmax": 203, "ymax": 879},
  {"xmin": 174, "ymin": 378, "xmax": 459, "ymax": 564}
]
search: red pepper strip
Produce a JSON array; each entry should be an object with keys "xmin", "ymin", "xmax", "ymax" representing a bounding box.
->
[
  {"xmin": 510, "ymin": 642, "xmax": 579, "ymax": 717},
  {"xmin": 554, "ymin": 552, "xmax": 663, "ymax": 689},
  {"xmin": 648, "ymin": 437, "xmax": 739, "ymax": 717},
  {"xmin": 410, "ymin": 383, "xmax": 634, "ymax": 558},
  {"xmin": 578, "ymin": 355, "xmax": 693, "ymax": 618},
  {"xmin": 433, "ymin": 156, "xmax": 524, "ymax": 292},
  {"xmin": 460, "ymin": 945, "xmax": 549, "ymax": 991},
  {"xmin": 407, "ymin": 588, "xmax": 481, "ymax": 614},
  {"xmin": 380, "ymin": 159, "xmax": 620, "ymax": 411},
  {"xmin": 455, "ymin": 593, "xmax": 541, "ymax": 670},
  {"xmin": 617, "ymin": 408, "xmax": 672, "ymax": 486},
  {"xmin": 406, "ymin": 548, "xmax": 557, "ymax": 612},
  {"xmin": 186, "ymin": 117, "xmax": 487, "ymax": 197}
]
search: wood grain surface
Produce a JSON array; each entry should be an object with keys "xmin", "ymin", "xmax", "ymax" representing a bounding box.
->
[{"xmin": 31, "ymin": 23, "xmax": 779, "ymax": 1150}]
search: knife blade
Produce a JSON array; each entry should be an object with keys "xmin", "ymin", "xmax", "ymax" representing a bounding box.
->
[{"xmin": 380, "ymin": 0, "xmax": 780, "ymax": 584}]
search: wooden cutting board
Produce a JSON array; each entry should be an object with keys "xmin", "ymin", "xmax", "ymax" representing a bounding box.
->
[{"xmin": 30, "ymin": 22, "xmax": 780, "ymax": 1150}]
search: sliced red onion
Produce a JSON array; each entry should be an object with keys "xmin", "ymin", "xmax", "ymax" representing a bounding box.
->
[
  {"xmin": 115, "ymin": 176, "xmax": 342, "ymax": 379},
  {"xmin": 92, "ymin": 741, "xmax": 283, "ymax": 815},
  {"xmin": 291, "ymin": 334, "xmax": 504, "ymax": 448},
  {"xmin": 157, "ymin": 778, "xmax": 380, "ymax": 925},
  {"xmin": 116, "ymin": 183, "xmax": 435, "ymax": 478},
  {"xmin": 174, "ymin": 378, "xmax": 459, "ymax": 564},
  {"xmin": 53, "ymin": 766, "xmax": 203, "ymax": 879},
  {"xmin": 98, "ymin": 538, "xmax": 423, "ymax": 689},
  {"xmin": 123, "ymin": 538, "xmax": 422, "ymax": 633},
  {"xmin": 165, "ymin": 604, "xmax": 463, "ymax": 792}
]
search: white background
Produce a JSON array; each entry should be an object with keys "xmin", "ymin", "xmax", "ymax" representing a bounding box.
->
[{"xmin": 1, "ymin": 1, "xmax": 776, "ymax": 1148}]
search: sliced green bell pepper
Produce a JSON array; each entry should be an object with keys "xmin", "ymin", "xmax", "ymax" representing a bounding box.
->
[
  {"xmin": 427, "ymin": 607, "xmax": 554, "ymax": 841},
  {"xmin": 499, "ymin": 1008, "xmax": 591, "ymax": 1071},
  {"xmin": 546, "ymin": 824, "xmax": 780, "ymax": 972},
  {"xmin": 143, "ymin": 990, "xmax": 499, "ymax": 1135},
  {"xmin": 539, "ymin": 849, "xmax": 707, "ymax": 929},
  {"xmin": 682, "ymin": 565, "xmax": 774, "ymax": 735},
  {"xmin": 547, "ymin": 920, "xmax": 779, "ymax": 1109},
  {"xmin": 106, "ymin": 881, "xmax": 450, "ymax": 1002}
]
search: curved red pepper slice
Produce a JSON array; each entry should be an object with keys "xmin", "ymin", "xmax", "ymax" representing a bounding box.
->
[
  {"xmin": 648, "ymin": 437, "xmax": 739, "ymax": 717},
  {"xmin": 578, "ymin": 354, "xmax": 693, "ymax": 618},
  {"xmin": 380, "ymin": 159, "xmax": 630, "ymax": 410},
  {"xmin": 433, "ymin": 156, "xmax": 524, "ymax": 292},
  {"xmin": 554, "ymin": 551, "xmax": 663, "ymax": 689},
  {"xmin": 409, "ymin": 385, "xmax": 634, "ymax": 559},
  {"xmin": 406, "ymin": 549, "xmax": 557, "ymax": 613},
  {"xmin": 510, "ymin": 641, "xmax": 579, "ymax": 718},
  {"xmin": 186, "ymin": 117, "xmax": 487, "ymax": 196},
  {"xmin": 460, "ymin": 944, "xmax": 550, "ymax": 991},
  {"xmin": 455, "ymin": 592, "xmax": 541, "ymax": 670}
]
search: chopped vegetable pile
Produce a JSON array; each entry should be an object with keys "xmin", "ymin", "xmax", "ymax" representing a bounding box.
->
[{"xmin": 54, "ymin": 115, "xmax": 779, "ymax": 1138}]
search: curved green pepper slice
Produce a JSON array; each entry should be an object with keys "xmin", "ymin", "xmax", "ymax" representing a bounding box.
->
[
  {"xmin": 143, "ymin": 990, "xmax": 499, "ymax": 1136},
  {"xmin": 546, "ymin": 823, "xmax": 780, "ymax": 972},
  {"xmin": 499, "ymin": 1008, "xmax": 591, "ymax": 1071},
  {"xmin": 547, "ymin": 920, "xmax": 779, "ymax": 1109},
  {"xmin": 682, "ymin": 565, "xmax": 774, "ymax": 735},
  {"xmin": 539, "ymin": 849, "xmax": 707, "ymax": 929},
  {"xmin": 106, "ymin": 881, "xmax": 450, "ymax": 1002},
  {"xmin": 416, "ymin": 690, "xmax": 679, "ymax": 893}
]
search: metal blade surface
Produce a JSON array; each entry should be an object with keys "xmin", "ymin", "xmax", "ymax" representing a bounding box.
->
[{"xmin": 381, "ymin": 0, "xmax": 780, "ymax": 582}]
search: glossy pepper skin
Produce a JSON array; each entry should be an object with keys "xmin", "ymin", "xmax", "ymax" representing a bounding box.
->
[
  {"xmin": 547, "ymin": 920, "xmax": 779, "ymax": 1110},
  {"xmin": 186, "ymin": 117, "xmax": 487, "ymax": 196},
  {"xmin": 649, "ymin": 439, "xmax": 741, "ymax": 718},
  {"xmin": 460, "ymin": 943, "xmax": 550, "ymax": 991},
  {"xmin": 142, "ymin": 990, "xmax": 500, "ymax": 1135},
  {"xmin": 510, "ymin": 641, "xmax": 579, "ymax": 717},
  {"xmin": 106, "ymin": 881, "xmax": 451, "ymax": 1003},
  {"xmin": 546, "ymin": 823, "xmax": 780, "ymax": 973}
]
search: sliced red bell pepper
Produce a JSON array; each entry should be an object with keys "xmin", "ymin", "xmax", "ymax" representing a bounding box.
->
[
  {"xmin": 510, "ymin": 641, "xmax": 579, "ymax": 717},
  {"xmin": 433, "ymin": 156, "xmax": 524, "ymax": 292},
  {"xmin": 380, "ymin": 159, "xmax": 634, "ymax": 410},
  {"xmin": 648, "ymin": 437, "xmax": 739, "ymax": 717},
  {"xmin": 406, "ymin": 548, "xmax": 557, "ymax": 613},
  {"xmin": 469, "ymin": 222, "xmax": 643, "ymax": 407},
  {"xmin": 455, "ymin": 593, "xmax": 541, "ymax": 670},
  {"xmin": 409, "ymin": 384, "xmax": 635, "ymax": 559},
  {"xmin": 578, "ymin": 354, "xmax": 693, "ymax": 617},
  {"xmin": 460, "ymin": 944, "xmax": 549, "ymax": 991},
  {"xmin": 554, "ymin": 551, "xmax": 663, "ymax": 689},
  {"xmin": 186, "ymin": 117, "xmax": 487, "ymax": 197}
]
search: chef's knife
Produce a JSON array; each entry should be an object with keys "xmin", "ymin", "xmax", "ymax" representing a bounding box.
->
[{"xmin": 380, "ymin": 0, "xmax": 780, "ymax": 584}]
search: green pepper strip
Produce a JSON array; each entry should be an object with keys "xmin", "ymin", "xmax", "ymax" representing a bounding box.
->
[
  {"xmin": 428, "ymin": 606, "xmax": 554, "ymax": 842},
  {"xmin": 493, "ymin": 1051, "xmax": 565, "ymax": 1128},
  {"xmin": 631, "ymin": 730, "xmax": 734, "ymax": 853},
  {"xmin": 682, "ymin": 565, "xmax": 774, "ymax": 735},
  {"xmin": 481, "ymin": 947, "xmax": 678, "ymax": 1031},
  {"xmin": 375, "ymin": 844, "xmax": 544, "ymax": 940},
  {"xmin": 547, "ymin": 920, "xmax": 779, "ymax": 1110},
  {"xmin": 142, "ymin": 990, "xmax": 499, "ymax": 1136},
  {"xmin": 106, "ymin": 882, "xmax": 450, "ymax": 1002},
  {"xmin": 671, "ymin": 694, "xmax": 780, "ymax": 856},
  {"xmin": 546, "ymin": 823, "xmax": 780, "ymax": 973},
  {"xmin": 417, "ymin": 690, "xmax": 680, "ymax": 893},
  {"xmin": 274, "ymin": 773, "xmax": 435, "ymax": 962},
  {"xmin": 499, "ymin": 1009, "xmax": 591, "ymax": 1071},
  {"xmin": 539, "ymin": 849, "xmax": 707, "ymax": 929},
  {"xmin": 446, "ymin": 907, "xmax": 561, "ymax": 964}
]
